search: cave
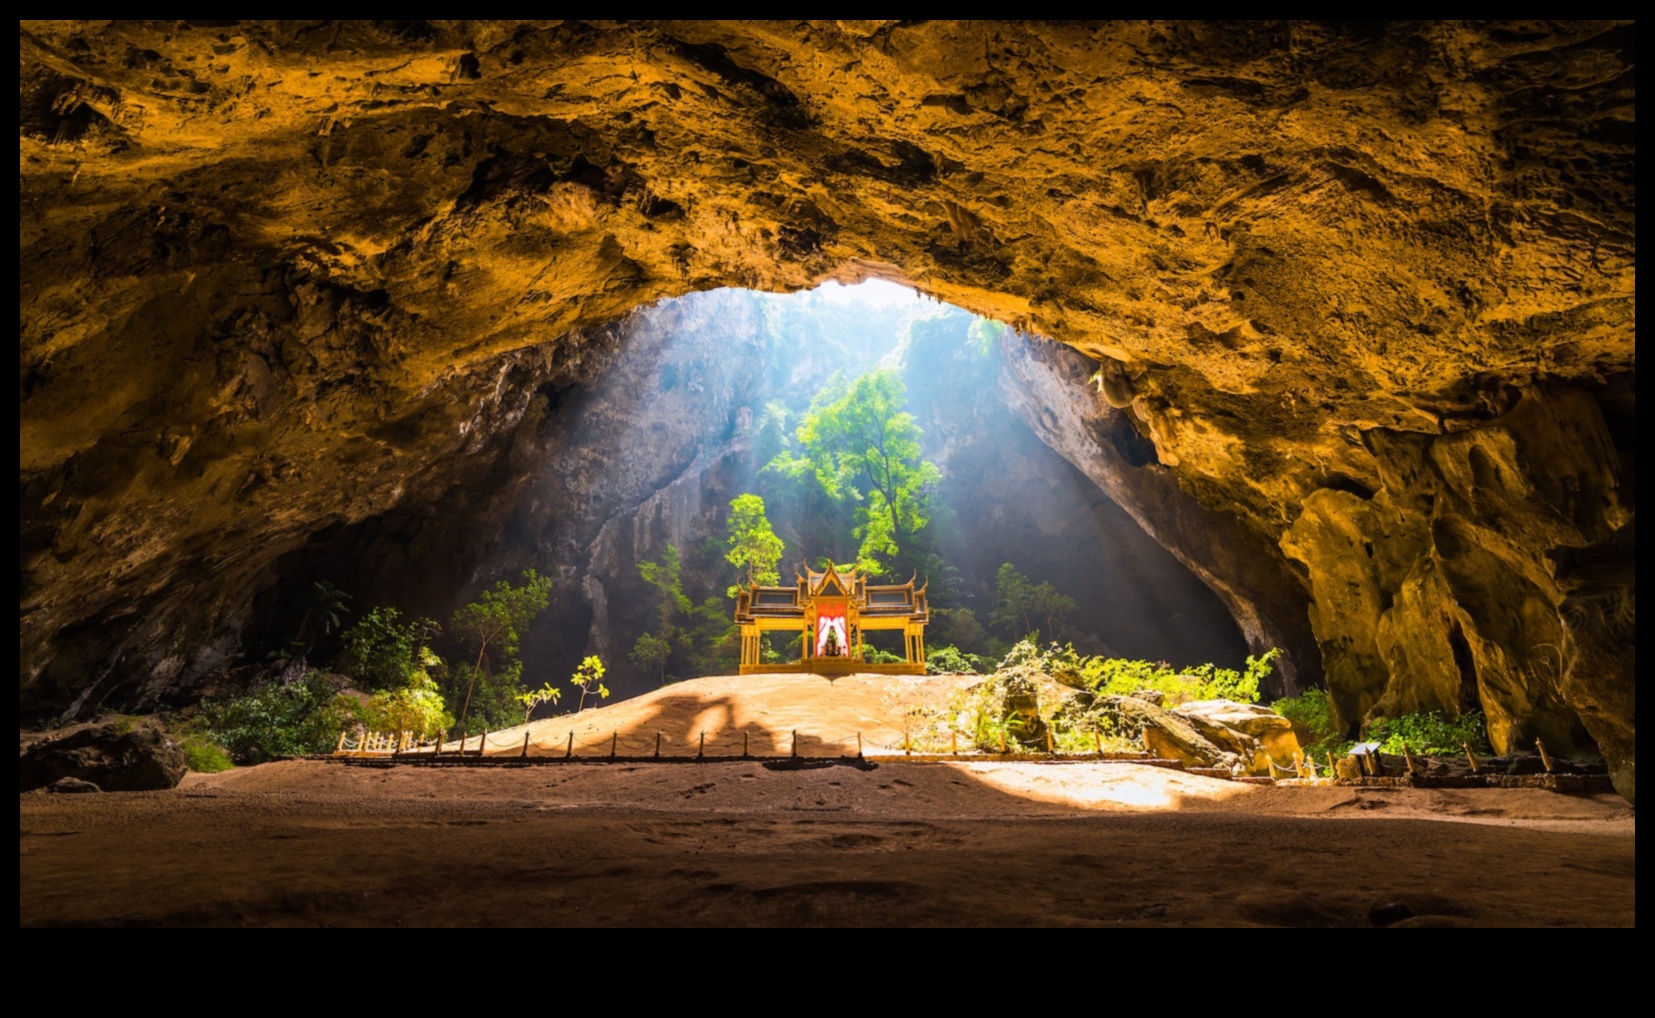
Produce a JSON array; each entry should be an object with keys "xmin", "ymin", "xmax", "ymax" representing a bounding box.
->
[{"xmin": 20, "ymin": 21, "xmax": 1635, "ymax": 926}]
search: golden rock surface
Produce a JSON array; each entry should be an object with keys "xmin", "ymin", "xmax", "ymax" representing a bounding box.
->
[{"xmin": 18, "ymin": 22, "xmax": 1634, "ymax": 798}]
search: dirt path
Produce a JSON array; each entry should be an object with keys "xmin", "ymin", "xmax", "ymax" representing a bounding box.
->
[{"xmin": 21, "ymin": 758, "xmax": 1634, "ymax": 927}]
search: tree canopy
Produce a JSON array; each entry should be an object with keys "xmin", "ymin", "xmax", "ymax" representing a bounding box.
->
[
  {"xmin": 449, "ymin": 568, "xmax": 552, "ymax": 728},
  {"xmin": 725, "ymin": 493, "xmax": 784, "ymax": 595},
  {"xmin": 770, "ymin": 368, "xmax": 939, "ymax": 576}
]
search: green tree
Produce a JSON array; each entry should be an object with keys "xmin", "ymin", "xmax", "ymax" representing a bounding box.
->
[
  {"xmin": 1027, "ymin": 580, "xmax": 1078, "ymax": 641},
  {"xmin": 632, "ymin": 546, "xmax": 691, "ymax": 684},
  {"xmin": 990, "ymin": 562, "xmax": 1035, "ymax": 638},
  {"xmin": 777, "ymin": 368, "xmax": 940, "ymax": 576},
  {"xmin": 725, "ymin": 493, "xmax": 785, "ymax": 596},
  {"xmin": 449, "ymin": 569, "xmax": 553, "ymax": 730},
  {"xmin": 340, "ymin": 607, "xmax": 441, "ymax": 691}
]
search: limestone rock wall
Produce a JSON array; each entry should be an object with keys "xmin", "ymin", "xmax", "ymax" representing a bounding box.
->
[{"xmin": 18, "ymin": 22, "xmax": 1635, "ymax": 795}]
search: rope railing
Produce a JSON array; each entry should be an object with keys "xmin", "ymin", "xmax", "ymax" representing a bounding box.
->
[
  {"xmin": 422, "ymin": 724, "xmax": 1161, "ymax": 760},
  {"xmin": 333, "ymin": 729, "xmax": 441, "ymax": 756},
  {"xmin": 337, "ymin": 714, "xmax": 1176, "ymax": 763}
]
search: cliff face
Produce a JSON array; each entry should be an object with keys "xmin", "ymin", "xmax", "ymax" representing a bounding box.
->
[{"xmin": 18, "ymin": 22, "xmax": 1634, "ymax": 796}]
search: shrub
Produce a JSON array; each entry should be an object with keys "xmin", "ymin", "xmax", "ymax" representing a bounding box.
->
[
  {"xmin": 926, "ymin": 644, "xmax": 986, "ymax": 674},
  {"xmin": 197, "ymin": 672, "xmax": 353, "ymax": 763},
  {"xmin": 351, "ymin": 675, "xmax": 453, "ymax": 739},
  {"xmin": 863, "ymin": 645, "xmax": 907, "ymax": 665},
  {"xmin": 1367, "ymin": 710, "xmax": 1490, "ymax": 756},
  {"xmin": 1271, "ymin": 688, "xmax": 1350, "ymax": 759},
  {"xmin": 176, "ymin": 732, "xmax": 235, "ymax": 773},
  {"xmin": 998, "ymin": 639, "xmax": 1276, "ymax": 704}
]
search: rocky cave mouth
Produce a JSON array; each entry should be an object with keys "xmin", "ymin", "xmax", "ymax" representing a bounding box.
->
[
  {"xmin": 18, "ymin": 20, "xmax": 1635, "ymax": 802},
  {"xmin": 238, "ymin": 280, "xmax": 1253, "ymax": 705}
]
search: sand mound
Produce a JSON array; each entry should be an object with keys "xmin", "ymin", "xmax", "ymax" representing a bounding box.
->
[{"xmin": 447, "ymin": 671, "xmax": 982, "ymax": 758}]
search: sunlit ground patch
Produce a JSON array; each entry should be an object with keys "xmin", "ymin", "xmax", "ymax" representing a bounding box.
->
[{"xmin": 948, "ymin": 761, "xmax": 1251, "ymax": 811}]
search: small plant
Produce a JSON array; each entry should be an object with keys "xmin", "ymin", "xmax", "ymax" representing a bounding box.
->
[
  {"xmin": 177, "ymin": 733, "xmax": 235, "ymax": 773},
  {"xmin": 516, "ymin": 681, "xmax": 563, "ymax": 723},
  {"xmin": 570, "ymin": 656, "xmax": 610, "ymax": 713}
]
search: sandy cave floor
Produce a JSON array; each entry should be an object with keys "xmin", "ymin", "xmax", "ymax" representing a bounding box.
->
[{"xmin": 20, "ymin": 673, "xmax": 1636, "ymax": 927}]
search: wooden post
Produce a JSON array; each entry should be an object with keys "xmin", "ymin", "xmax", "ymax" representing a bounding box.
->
[
  {"xmin": 856, "ymin": 731, "xmax": 862, "ymax": 758},
  {"xmin": 1294, "ymin": 751, "xmax": 1306, "ymax": 779},
  {"xmin": 903, "ymin": 720, "xmax": 911, "ymax": 756},
  {"xmin": 998, "ymin": 730, "xmax": 1007, "ymax": 755},
  {"xmin": 698, "ymin": 731, "xmax": 706, "ymax": 759},
  {"xmin": 654, "ymin": 731, "xmax": 662, "ymax": 758},
  {"xmin": 1325, "ymin": 750, "xmax": 1336, "ymax": 776},
  {"xmin": 521, "ymin": 731, "xmax": 531, "ymax": 758},
  {"xmin": 610, "ymin": 732, "xmax": 618, "ymax": 759},
  {"xmin": 1402, "ymin": 743, "xmax": 1419, "ymax": 776},
  {"xmin": 1536, "ymin": 738, "xmax": 1554, "ymax": 773},
  {"xmin": 951, "ymin": 730, "xmax": 958, "ymax": 756},
  {"xmin": 1044, "ymin": 727, "xmax": 1054, "ymax": 754},
  {"xmin": 565, "ymin": 731, "xmax": 574, "ymax": 759},
  {"xmin": 479, "ymin": 729, "xmax": 488, "ymax": 757},
  {"xmin": 791, "ymin": 729, "xmax": 798, "ymax": 758},
  {"xmin": 743, "ymin": 730, "xmax": 750, "ymax": 758},
  {"xmin": 1093, "ymin": 730, "xmax": 1102, "ymax": 756},
  {"xmin": 1462, "ymin": 742, "xmax": 1480, "ymax": 773},
  {"xmin": 335, "ymin": 731, "xmax": 346, "ymax": 753}
]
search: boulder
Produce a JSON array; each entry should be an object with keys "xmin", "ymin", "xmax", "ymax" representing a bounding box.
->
[
  {"xmin": 966, "ymin": 669, "xmax": 1048, "ymax": 749},
  {"xmin": 1074, "ymin": 694, "xmax": 1232, "ymax": 769},
  {"xmin": 46, "ymin": 776, "xmax": 102, "ymax": 794},
  {"xmin": 1174, "ymin": 699, "xmax": 1304, "ymax": 771},
  {"xmin": 18, "ymin": 721, "xmax": 187, "ymax": 792}
]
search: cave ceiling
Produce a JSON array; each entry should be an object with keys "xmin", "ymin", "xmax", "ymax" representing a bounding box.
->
[{"xmin": 17, "ymin": 21, "xmax": 1636, "ymax": 795}]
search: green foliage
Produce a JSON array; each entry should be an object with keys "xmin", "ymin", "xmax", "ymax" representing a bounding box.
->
[
  {"xmin": 352, "ymin": 674, "xmax": 453, "ymax": 739},
  {"xmin": 341, "ymin": 607, "xmax": 442, "ymax": 690},
  {"xmin": 863, "ymin": 645, "xmax": 907, "ymax": 665},
  {"xmin": 634, "ymin": 546, "xmax": 692, "ymax": 684},
  {"xmin": 952, "ymin": 671, "xmax": 1046, "ymax": 751},
  {"xmin": 176, "ymin": 732, "xmax": 235, "ymax": 773},
  {"xmin": 197, "ymin": 673, "xmax": 352, "ymax": 763},
  {"xmin": 966, "ymin": 317, "xmax": 1007, "ymax": 357},
  {"xmin": 443, "ymin": 662, "xmax": 522, "ymax": 735},
  {"xmin": 570, "ymin": 656, "xmax": 610, "ymax": 712},
  {"xmin": 997, "ymin": 639, "xmax": 1276, "ymax": 705},
  {"xmin": 517, "ymin": 681, "xmax": 562, "ymax": 724},
  {"xmin": 726, "ymin": 493, "xmax": 785, "ymax": 596},
  {"xmin": 450, "ymin": 569, "xmax": 552, "ymax": 727},
  {"xmin": 686, "ymin": 596, "xmax": 739, "ymax": 676},
  {"xmin": 1368, "ymin": 709, "xmax": 1490, "ymax": 757},
  {"xmin": 925, "ymin": 644, "xmax": 993, "ymax": 675},
  {"xmin": 305, "ymin": 580, "xmax": 353, "ymax": 636},
  {"xmin": 990, "ymin": 563, "xmax": 1034, "ymax": 637},
  {"xmin": 929, "ymin": 606, "xmax": 991, "ymax": 657},
  {"xmin": 990, "ymin": 563, "xmax": 1077, "ymax": 642},
  {"xmin": 779, "ymin": 368, "xmax": 941, "ymax": 576},
  {"xmin": 1270, "ymin": 688, "xmax": 1351, "ymax": 760}
]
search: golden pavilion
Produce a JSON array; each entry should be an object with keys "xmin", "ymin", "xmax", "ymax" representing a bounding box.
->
[{"xmin": 733, "ymin": 563, "xmax": 929, "ymax": 674}]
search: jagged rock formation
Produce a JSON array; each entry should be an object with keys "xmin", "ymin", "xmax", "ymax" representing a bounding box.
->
[{"xmin": 18, "ymin": 22, "xmax": 1635, "ymax": 797}]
